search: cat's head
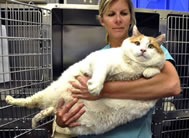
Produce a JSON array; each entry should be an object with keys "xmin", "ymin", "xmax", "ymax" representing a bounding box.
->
[{"xmin": 121, "ymin": 25, "xmax": 165, "ymax": 66}]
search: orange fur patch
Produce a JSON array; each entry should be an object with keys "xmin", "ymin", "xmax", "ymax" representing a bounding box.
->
[
  {"xmin": 148, "ymin": 37, "xmax": 164, "ymax": 55},
  {"xmin": 129, "ymin": 34, "xmax": 144, "ymax": 42},
  {"xmin": 129, "ymin": 35, "xmax": 164, "ymax": 55}
]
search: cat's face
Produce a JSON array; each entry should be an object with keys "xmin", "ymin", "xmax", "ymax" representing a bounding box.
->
[{"xmin": 122, "ymin": 26, "xmax": 165, "ymax": 64}]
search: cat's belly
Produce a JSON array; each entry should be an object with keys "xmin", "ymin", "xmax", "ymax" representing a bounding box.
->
[
  {"xmin": 107, "ymin": 72, "xmax": 142, "ymax": 81},
  {"xmin": 70, "ymin": 99, "xmax": 157, "ymax": 135}
]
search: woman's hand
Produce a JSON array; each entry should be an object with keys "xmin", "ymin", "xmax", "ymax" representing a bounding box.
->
[
  {"xmin": 69, "ymin": 75, "xmax": 101, "ymax": 100},
  {"xmin": 56, "ymin": 98, "xmax": 85, "ymax": 128}
]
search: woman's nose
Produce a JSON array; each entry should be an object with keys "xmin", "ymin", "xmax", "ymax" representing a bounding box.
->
[{"xmin": 115, "ymin": 15, "xmax": 121, "ymax": 24}]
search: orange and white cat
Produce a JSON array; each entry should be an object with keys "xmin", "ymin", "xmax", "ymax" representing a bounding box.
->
[{"xmin": 6, "ymin": 26, "xmax": 165, "ymax": 137}]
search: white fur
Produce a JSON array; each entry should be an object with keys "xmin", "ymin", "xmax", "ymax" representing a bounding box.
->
[{"xmin": 5, "ymin": 27, "xmax": 165, "ymax": 137}]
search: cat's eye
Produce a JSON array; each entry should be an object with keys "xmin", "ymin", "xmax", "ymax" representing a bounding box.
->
[
  {"xmin": 148, "ymin": 44, "xmax": 154, "ymax": 48},
  {"xmin": 134, "ymin": 41, "xmax": 140, "ymax": 46}
]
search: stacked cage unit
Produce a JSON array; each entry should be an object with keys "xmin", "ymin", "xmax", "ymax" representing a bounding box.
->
[
  {"xmin": 152, "ymin": 12, "xmax": 189, "ymax": 138},
  {"xmin": 0, "ymin": 0, "xmax": 52, "ymax": 137}
]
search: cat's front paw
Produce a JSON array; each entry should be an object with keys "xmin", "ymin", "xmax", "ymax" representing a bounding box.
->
[
  {"xmin": 143, "ymin": 68, "xmax": 160, "ymax": 78},
  {"xmin": 5, "ymin": 95, "xmax": 14, "ymax": 104},
  {"xmin": 87, "ymin": 80, "xmax": 103, "ymax": 96}
]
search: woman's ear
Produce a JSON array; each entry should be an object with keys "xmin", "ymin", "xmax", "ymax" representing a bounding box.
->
[{"xmin": 98, "ymin": 15, "xmax": 105, "ymax": 26}]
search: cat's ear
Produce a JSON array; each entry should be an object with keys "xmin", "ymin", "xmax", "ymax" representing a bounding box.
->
[
  {"xmin": 156, "ymin": 34, "xmax": 165, "ymax": 45},
  {"xmin": 132, "ymin": 25, "xmax": 141, "ymax": 37}
]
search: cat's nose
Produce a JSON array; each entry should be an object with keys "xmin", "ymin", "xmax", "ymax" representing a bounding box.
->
[{"xmin": 140, "ymin": 49, "xmax": 146, "ymax": 53}]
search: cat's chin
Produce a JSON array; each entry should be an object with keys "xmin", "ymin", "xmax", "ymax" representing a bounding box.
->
[{"xmin": 135, "ymin": 57, "xmax": 149, "ymax": 63}]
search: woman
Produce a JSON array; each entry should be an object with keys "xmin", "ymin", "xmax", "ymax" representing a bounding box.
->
[{"xmin": 54, "ymin": 0, "xmax": 181, "ymax": 137}]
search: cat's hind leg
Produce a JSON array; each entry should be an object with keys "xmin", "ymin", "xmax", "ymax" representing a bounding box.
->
[
  {"xmin": 32, "ymin": 106, "xmax": 55, "ymax": 128},
  {"xmin": 5, "ymin": 91, "xmax": 44, "ymax": 108},
  {"xmin": 5, "ymin": 95, "xmax": 32, "ymax": 107}
]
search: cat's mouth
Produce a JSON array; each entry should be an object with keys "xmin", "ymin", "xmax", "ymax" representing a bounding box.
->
[{"xmin": 138, "ymin": 53, "xmax": 147, "ymax": 59}]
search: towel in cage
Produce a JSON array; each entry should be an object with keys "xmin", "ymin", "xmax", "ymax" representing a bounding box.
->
[{"xmin": 0, "ymin": 25, "xmax": 10, "ymax": 83}]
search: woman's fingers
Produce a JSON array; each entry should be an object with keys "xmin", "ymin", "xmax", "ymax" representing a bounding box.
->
[
  {"xmin": 69, "ymin": 81, "xmax": 82, "ymax": 89},
  {"xmin": 63, "ymin": 103, "xmax": 84, "ymax": 123},
  {"xmin": 65, "ymin": 105, "xmax": 85, "ymax": 126},
  {"xmin": 68, "ymin": 87, "xmax": 82, "ymax": 94},
  {"xmin": 71, "ymin": 94, "xmax": 86, "ymax": 99},
  {"xmin": 56, "ymin": 98, "xmax": 66, "ymax": 127},
  {"xmin": 70, "ymin": 75, "xmax": 90, "ymax": 90},
  {"xmin": 69, "ymin": 122, "xmax": 81, "ymax": 128},
  {"xmin": 76, "ymin": 75, "xmax": 90, "ymax": 87},
  {"xmin": 56, "ymin": 98, "xmax": 81, "ymax": 127},
  {"xmin": 62, "ymin": 98, "xmax": 78, "ymax": 114}
]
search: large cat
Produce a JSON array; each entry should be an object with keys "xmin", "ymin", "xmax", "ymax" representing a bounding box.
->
[{"xmin": 5, "ymin": 26, "xmax": 165, "ymax": 137}]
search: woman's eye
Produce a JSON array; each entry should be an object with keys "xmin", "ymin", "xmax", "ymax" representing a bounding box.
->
[
  {"xmin": 107, "ymin": 13, "xmax": 115, "ymax": 16},
  {"xmin": 148, "ymin": 44, "xmax": 154, "ymax": 48},
  {"xmin": 134, "ymin": 41, "xmax": 140, "ymax": 46},
  {"xmin": 121, "ymin": 12, "xmax": 128, "ymax": 16}
]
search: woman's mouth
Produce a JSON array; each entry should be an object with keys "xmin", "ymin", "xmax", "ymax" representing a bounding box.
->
[{"xmin": 113, "ymin": 27, "xmax": 124, "ymax": 31}]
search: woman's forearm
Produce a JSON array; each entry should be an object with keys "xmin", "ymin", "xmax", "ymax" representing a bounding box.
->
[{"xmin": 101, "ymin": 61, "xmax": 181, "ymax": 100}]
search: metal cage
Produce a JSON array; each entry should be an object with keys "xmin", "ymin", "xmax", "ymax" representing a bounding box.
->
[
  {"xmin": 0, "ymin": 0, "xmax": 52, "ymax": 137},
  {"xmin": 151, "ymin": 12, "xmax": 189, "ymax": 138}
]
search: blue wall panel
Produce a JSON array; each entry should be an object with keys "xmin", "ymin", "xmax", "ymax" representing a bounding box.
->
[
  {"xmin": 168, "ymin": 0, "xmax": 189, "ymax": 12},
  {"xmin": 132, "ymin": 0, "xmax": 189, "ymax": 12}
]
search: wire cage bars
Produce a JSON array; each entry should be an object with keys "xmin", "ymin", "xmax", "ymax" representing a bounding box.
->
[
  {"xmin": 0, "ymin": 0, "xmax": 52, "ymax": 138},
  {"xmin": 152, "ymin": 13, "xmax": 189, "ymax": 138}
]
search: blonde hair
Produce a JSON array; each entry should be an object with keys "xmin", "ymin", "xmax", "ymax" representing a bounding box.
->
[{"xmin": 98, "ymin": 0, "xmax": 136, "ymax": 43}]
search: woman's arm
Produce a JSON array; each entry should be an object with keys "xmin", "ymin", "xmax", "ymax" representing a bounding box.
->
[
  {"xmin": 71, "ymin": 61, "xmax": 181, "ymax": 100},
  {"xmin": 101, "ymin": 61, "xmax": 181, "ymax": 100}
]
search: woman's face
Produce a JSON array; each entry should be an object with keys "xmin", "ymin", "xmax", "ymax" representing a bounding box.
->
[{"xmin": 100, "ymin": 0, "xmax": 131, "ymax": 42}]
